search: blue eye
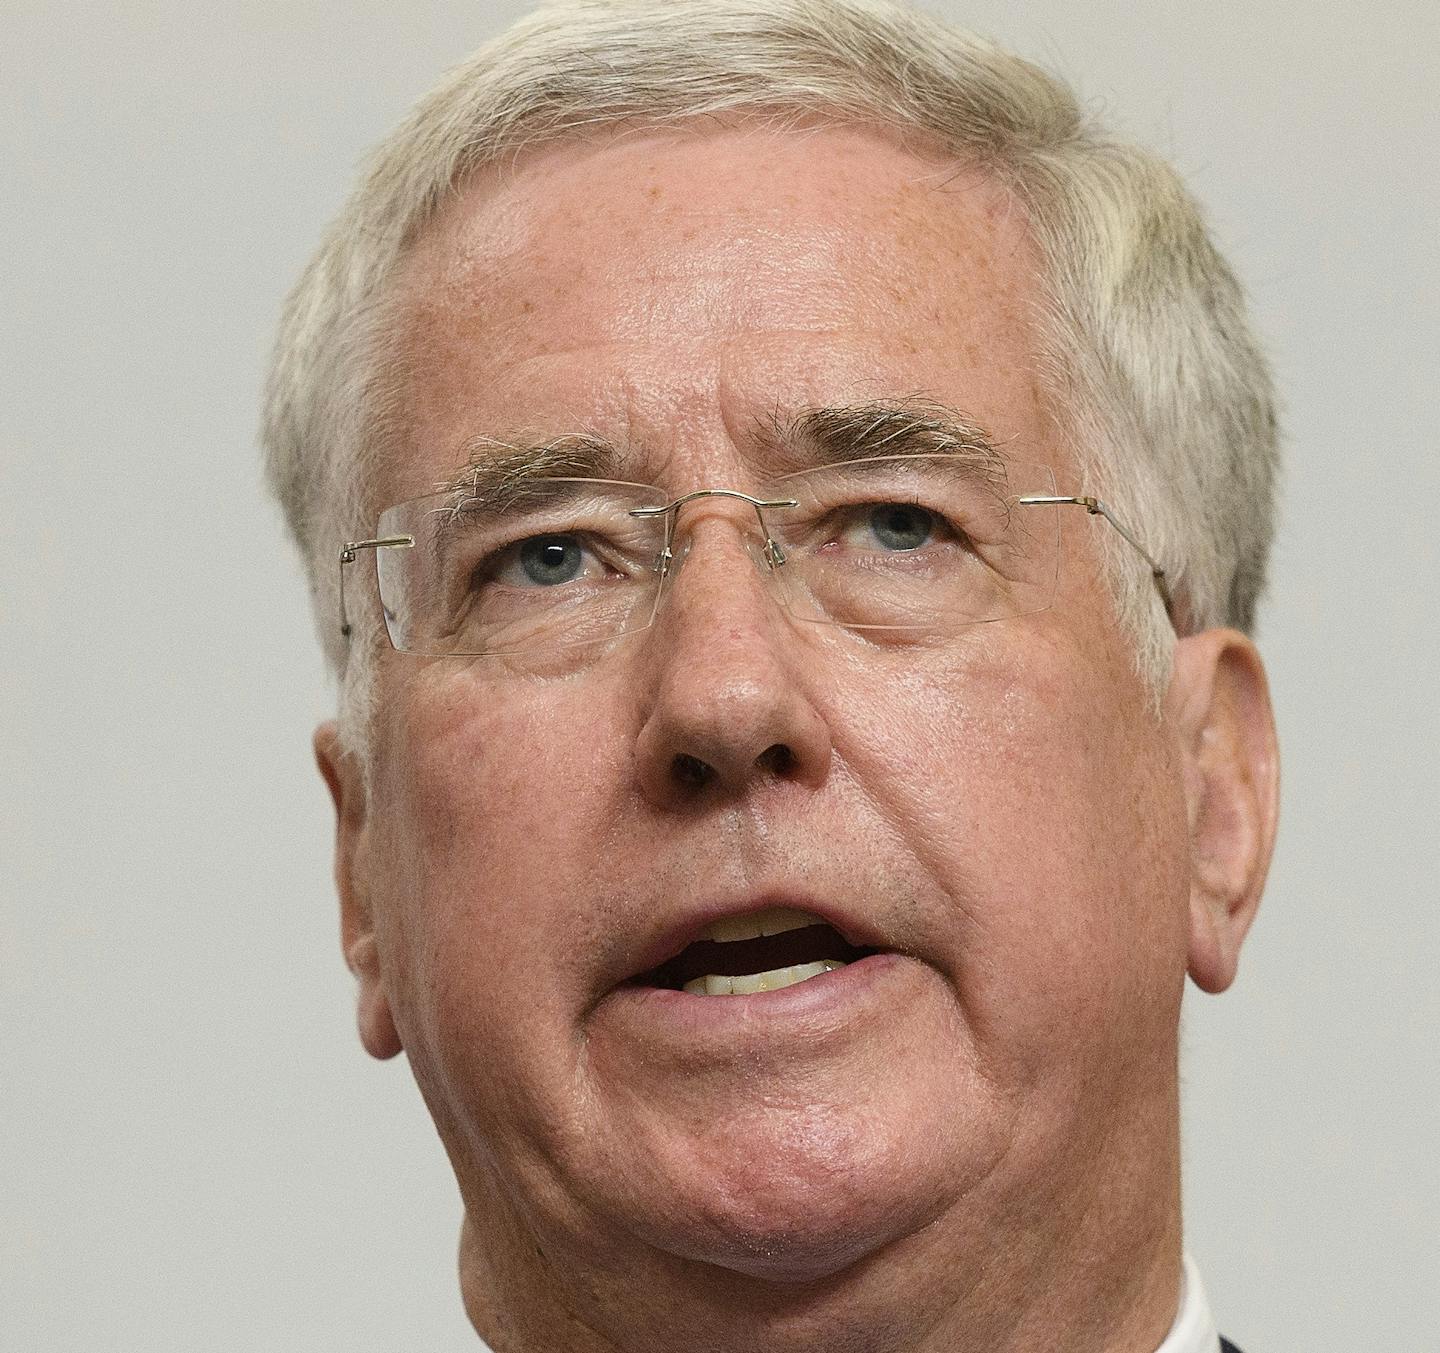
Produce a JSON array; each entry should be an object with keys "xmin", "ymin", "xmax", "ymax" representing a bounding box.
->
[
  {"xmin": 517, "ymin": 534, "xmax": 585, "ymax": 585},
  {"xmin": 867, "ymin": 504, "xmax": 934, "ymax": 551}
]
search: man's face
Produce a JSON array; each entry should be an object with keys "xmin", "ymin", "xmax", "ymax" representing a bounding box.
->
[{"xmin": 328, "ymin": 126, "xmax": 1199, "ymax": 1293}]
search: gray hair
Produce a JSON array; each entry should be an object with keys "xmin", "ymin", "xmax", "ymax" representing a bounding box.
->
[{"xmin": 262, "ymin": 0, "xmax": 1277, "ymax": 747}]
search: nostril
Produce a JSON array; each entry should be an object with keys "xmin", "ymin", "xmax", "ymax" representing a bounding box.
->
[
  {"xmin": 758, "ymin": 743, "xmax": 795, "ymax": 775},
  {"xmin": 671, "ymin": 753, "xmax": 713, "ymax": 787}
]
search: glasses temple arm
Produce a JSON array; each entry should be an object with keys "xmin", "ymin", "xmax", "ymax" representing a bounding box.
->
[
  {"xmin": 1018, "ymin": 494, "xmax": 1176, "ymax": 624},
  {"xmin": 337, "ymin": 535, "xmax": 415, "ymax": 639}
]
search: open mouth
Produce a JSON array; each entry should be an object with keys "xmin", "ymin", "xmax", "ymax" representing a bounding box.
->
[{"xmin": 630, "ymin": 906, "xmax": 879, "ymax": 996}]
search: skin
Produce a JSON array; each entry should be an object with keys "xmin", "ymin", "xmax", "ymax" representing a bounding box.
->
[{"xmin": 315, "ymin": 124, "xmax": 1279, "ymax": 1353}]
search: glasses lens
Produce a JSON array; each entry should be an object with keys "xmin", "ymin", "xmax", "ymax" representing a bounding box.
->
[
  {"xmin": 375, "ymin": 478, "xmax": 670, "ymax": 656},
  {"xmin": 365, "ymin": 459, "xmax": 1061, "ymax": 656},
  {"xmin": 761, "ymin": 455, "xmax": 1059, "ymax": 632}
]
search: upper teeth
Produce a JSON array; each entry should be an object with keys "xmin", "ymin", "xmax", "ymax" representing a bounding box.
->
[{"xmin": 701, "ymin": 905, "xmax": 822, "ymax": 943}]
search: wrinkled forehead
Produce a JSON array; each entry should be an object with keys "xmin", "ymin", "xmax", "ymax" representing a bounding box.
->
[{"xmin": 378, "ymin": 123, "xmax": 1052, "ymax": 500}]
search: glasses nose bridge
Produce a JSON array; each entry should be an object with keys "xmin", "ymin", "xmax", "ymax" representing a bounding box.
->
[{"xmin": 634, "ymin": 487, "xmax": 796, "ymax": 578}]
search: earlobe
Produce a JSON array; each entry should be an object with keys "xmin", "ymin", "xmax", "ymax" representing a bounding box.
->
[
  {"xmin": 314, "ymin": 721, "xmax": 403, "ymax": 1060},
  {"xmin": 1166, "ymin": 631, "xmax": 1280, "ymax": 994}
]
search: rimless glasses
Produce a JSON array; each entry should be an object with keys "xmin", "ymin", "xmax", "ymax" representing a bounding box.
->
[{"xmin": 337, "ymin": 453, "xmax": 1173, "ymax": 659}]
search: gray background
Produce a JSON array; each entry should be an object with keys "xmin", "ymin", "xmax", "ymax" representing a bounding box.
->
[{"xmin": 4, "ymin": 1, "xmax": 1436, "ymax": 1349}]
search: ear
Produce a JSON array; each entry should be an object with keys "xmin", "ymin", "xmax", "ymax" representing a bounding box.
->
[
  {"xmin": 314, "ymin": 721, "xmax": 403, "ymax": 1059},
  {"xmin": 1166, "ymin": 630, "xmax": 1280, "ymax": 994}
]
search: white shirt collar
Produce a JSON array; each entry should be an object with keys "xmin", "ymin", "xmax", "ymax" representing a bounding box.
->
[{"xmin": 1155, "ymin": 1254, "xmax": 1222, "ymax": 1353}]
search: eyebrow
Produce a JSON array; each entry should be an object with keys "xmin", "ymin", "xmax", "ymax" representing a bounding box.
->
[
  {"xmin": 433, "ymin": 433, "xmax": 623, "ymax": 514},
  {"xmin": 769, "ymin": 399, "xmax": 1007, "ymax": 477},
  {"xmin": 431, "ymin": 400, "xmax": 1007, "ymax": 510}
]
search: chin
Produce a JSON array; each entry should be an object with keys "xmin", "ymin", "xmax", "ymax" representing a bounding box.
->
[
  {"xmin": 589, "ymin": 1102, "xmax": 960, "ymax": 1284},
  {"xmin": 642, "ymin": 1189, "xmax": 938, "ymax": 1285}
]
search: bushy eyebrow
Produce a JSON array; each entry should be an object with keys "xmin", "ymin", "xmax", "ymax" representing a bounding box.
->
[
  {"xmin": 433, "ymin": 433, "xmax": 623, "ymax": 515},
  {"xmin": 770, "ymin": 399, "xmax": 1006, "ymax": 476},
  {"xmin": 431, "ymin": 399, "xmax": 1007, "ymax": 510}
]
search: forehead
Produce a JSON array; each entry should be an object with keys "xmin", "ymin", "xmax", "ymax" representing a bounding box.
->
[{"xmin": 383, "ymin": 123, "xmax": 1052, "ymax": 498}]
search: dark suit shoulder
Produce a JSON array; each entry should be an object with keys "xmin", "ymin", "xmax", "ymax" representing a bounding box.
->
[{"xmin": 1220, "ymin": 1339, "xmax": 1243, "ymax": 1353}]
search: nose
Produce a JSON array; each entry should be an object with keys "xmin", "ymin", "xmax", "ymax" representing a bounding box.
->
[{"xmin": 633, "ymin": 511, "xmax": 834, "ymax": 807}]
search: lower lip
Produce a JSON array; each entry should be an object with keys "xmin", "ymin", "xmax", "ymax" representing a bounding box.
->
[{"xmin": 598, "ymin": 952, "xmax": 904, "ymax": 1043}]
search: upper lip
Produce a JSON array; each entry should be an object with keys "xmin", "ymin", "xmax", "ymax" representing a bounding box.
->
[{"xmin": 615, "ymin": 890, "xmax": 891, "ymax": 989}]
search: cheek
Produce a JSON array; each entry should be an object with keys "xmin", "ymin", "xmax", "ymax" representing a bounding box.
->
[
  {"xmin": 833, "ymin": 633, "xmax": 1189, "ymax": 1065},
  {"xmin": 1005, "ymin": 674, "xmax": 1187, "ymax": 1044},
  {"xmin": 381, "ymin": 664, "xmax": 631, "ymax": 855},
  {"xmin": 367, "ymin": 669, "xmax": 635, "ymax": 1047}
]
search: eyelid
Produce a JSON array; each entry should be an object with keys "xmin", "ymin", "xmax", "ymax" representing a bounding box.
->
[
  {"xmin": 480, "ymin": 528, "xmax": 652, "ymax": 590},
  {"xmin": 794, "ymin": 495, "xmax": 955, "ymax": 533},
  {"xmin": 848, "ymin": 499, "xmax": 949, "ymax": 534},
  {"xmin": 480, "ymin": 532, "xmax": 587, "ymax": 587}
]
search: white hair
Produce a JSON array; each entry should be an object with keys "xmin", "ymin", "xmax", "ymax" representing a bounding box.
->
[{"xmin": 262, "ymin": 0, "xmax": 1278, "ymax": 752}]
